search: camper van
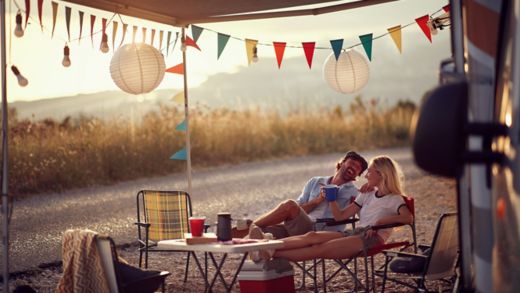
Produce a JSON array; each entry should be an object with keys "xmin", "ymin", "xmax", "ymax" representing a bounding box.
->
[{"xmin": 413, "ymin": 0, "xmax": 519, "ymax": 291}]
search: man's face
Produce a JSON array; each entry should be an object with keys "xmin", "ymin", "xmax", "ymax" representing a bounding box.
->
[{"xmin": 339, "ymin": 158, "xmax": 364, "ymax": 181}]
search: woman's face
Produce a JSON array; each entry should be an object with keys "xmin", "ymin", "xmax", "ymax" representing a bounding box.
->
[{"xmin": 365, "ymin": 165, "xmax": 382, "ymax": 187}]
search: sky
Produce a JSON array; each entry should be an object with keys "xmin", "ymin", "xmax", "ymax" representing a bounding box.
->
[{"xmin": 3, "ymin": 0, "xmax": 450, "ymax": 102}]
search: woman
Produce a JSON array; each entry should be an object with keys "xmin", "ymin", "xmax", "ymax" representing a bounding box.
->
[{"xmin": 250, "ymin": 155, "xmax": 413, "ymax": 262}]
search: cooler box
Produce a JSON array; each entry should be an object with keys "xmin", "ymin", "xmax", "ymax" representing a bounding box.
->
[{"xmin": 238, "ymin": 260, "xmax": 295, "ymax": 293}]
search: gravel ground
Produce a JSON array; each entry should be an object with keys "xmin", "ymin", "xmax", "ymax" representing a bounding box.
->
[{"xmin": 7, "ymin": 149, "xmax": 457, "ymax": 292}]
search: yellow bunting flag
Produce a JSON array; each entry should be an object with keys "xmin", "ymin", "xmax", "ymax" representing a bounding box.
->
[
  {"xmin": 387, "ymin": 25, "xmax": 402, "ymax": 53},
  {"xmin": 172, "ymin": 91, "xmax": 184, "ymax": 103},
  {"xmin": 51, "ymin": 1, "xmax": 58, "ymax": 38},
  {"xmin": 245, "ymin": 39, "xmax": 258, "ymax": 65}
]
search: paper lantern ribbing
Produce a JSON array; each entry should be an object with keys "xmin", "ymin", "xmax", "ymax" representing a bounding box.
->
[
  {"xmin": 323, "ymin": 49, "xmax": 370, "ymax": 94},
  {"xmin": 110, "ymin": 43, "xmax": 165, "ymax": 95}
]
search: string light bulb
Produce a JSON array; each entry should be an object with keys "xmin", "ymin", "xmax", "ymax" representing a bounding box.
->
[
  {"xmin": 427, "ymin": 18, "xmax": 438, "ymax": 35},
  {"xmin": 11, "ymin": 66, "xmax": 28, "ymax": 87},
  {"xmin": 100, "ymin": 33, "xmax": 109, "ymax": 53},
  {"xmin": 14, "ymin": 11, "xmax": 24, "ymax": 37},
  {"xmin": 62, "ymin": 45, "xmax": 71, "ymax": 67},
  {"xmin": 181, "ymin": 41, "xmax": 187, "ymax": 52},
  {"xmin": 252, "ymin": 45, "xmax": 259, "ymax": 63}
]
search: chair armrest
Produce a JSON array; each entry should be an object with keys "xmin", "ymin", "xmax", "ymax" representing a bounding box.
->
[
  {"xmin": 316, "ymin": 217, "xmax": 359, "ymax": 226},
  {"xmin": 418, "ymin": 244, "xmax": 431, "ymax": 251},
  {"xmin": 134, "ymin": 222, "xmax": 151, "ymax": 228},
  {"xmin": 382, "ymin": 250, "xmax": 428, "ymax": 259}
]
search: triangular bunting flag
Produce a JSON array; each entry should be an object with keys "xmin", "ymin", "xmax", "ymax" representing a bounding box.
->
[
  {"xmin": 166, "ymin": 63, "xmax": 184, "ymax": 74},
  {"xmin": 37, "ymin": 0, "xmax": 44, "ymax": 31},
  {"xmin": 359, "ymin": 33, "xmax": 373, "ymax": 61},
  {"xmin": 112, "ymin": 21, "xmax": 118, "ymax": 49},
  {"xmin": 302, "ymin": 42, "xmax": 316, "ymax": 69},
  {"xmin": 217, "ymin": 33, "xmax": 230, "ymax": 59},
  {"xmin": 90, "ymin": 15, "xmax": 96, "ymax": 47},
  {"xmin": 51, "ymin": 1, "xmax": 58, "ymax": 38},
  {"xmin": 132, "ymin": 25, "xmax": 138, "ymax": 43},
  {"xmin": 443, "ymin": 4, "xmax": 450, "ymax": 12},
  {"xmin": 172, "ymin": 91, "xmax": 184, "ymax": 103},
  {"xmin": 415, "ymin": 15, "xmax": 432, "ymax": 43},
  {"xmin": 119, "ymin": 23, "xmax": 128, "ymax": 48},
  {"xmin": 24, "ymin": 0, "xmax": 30, "ymax": 29},
  {"xmin": 78, "ymin": 11, "xmax": 84, "ymax": 44},
  {"xmin": 151, "ymin": 29, "xmax": 156, "ymax": 46},
  {"xmin": 175, "ymin": 120, "xmax": 187, "ymax": 131},
  {"xmin": 330, "ymin": 39, "xmax": 343, "ymax": 60},
  {"xmin": 65, "ymin": 6, "xmax": 71, "ymax": 42},
  {"xmin": 387, "ymin": 25, "xmax": 402, "ymax": 53},
  {"xmin": 159, "ymin": 30, "xmax": 164, "ymax": 50},
  {"xmin": 273, "ymin": 42, "xmax": 286, "ymax": 69},
  {"xmin": 185, "ymin": 36, "xmax": 201, "ymax": 50},
  {"xmin": 245, "ymin": 39, "xmax": 258, "ymax": 65},
  {"xmin": 170, "ymin": 148, "xmax": 187, "ymax": 160},
  {"xmin": 142, "ymin": 27, "xmax": 147, "ymax": 43},
  {"xmin": 191, "ymin": 25, "xmax": 204, "ymax": 42},
  {"xmin": 166, "ymin": 31, "xmax": 172, "ymax": 56}
]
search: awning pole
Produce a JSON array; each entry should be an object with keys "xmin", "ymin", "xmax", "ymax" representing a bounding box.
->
[
  {"xmin": 0, "ymin": 0, "xmax": 10, "ymax": 291},
  {"xmin": 181, "ymin": 27, "xmax": 192, "ymax": 195}
]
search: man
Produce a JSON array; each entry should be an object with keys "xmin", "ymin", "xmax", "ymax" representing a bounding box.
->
[{"xmin": 246, "ymin": 151, "xmax": 368, "ymax": 239}]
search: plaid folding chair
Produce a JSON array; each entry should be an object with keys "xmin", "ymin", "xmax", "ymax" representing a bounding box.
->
[
  {"xmin": 322, "ymin": 195, "xmax": 417, "ymax": 293},
  {"xmin": 135, "ymin": 190, "xmax": 204, "ymax": 282}
]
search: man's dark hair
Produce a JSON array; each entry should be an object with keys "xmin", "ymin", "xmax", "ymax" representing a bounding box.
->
[{"xmin": 337, "ymin": 151, "xmax": 368, "ymax": 175}]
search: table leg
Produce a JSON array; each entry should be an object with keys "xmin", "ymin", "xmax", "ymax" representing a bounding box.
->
[
  {"xmin": 206, "ymin": 252, "xmax": 250, "ymax": 293},
  {"xmin": 188, "ymin": 251, "xmax": 211, "ymax": 291}
]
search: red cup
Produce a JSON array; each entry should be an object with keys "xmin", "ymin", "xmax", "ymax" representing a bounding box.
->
[{"xmin": 189, "ymin": 216, "xmax": 206, "ymax": 237}]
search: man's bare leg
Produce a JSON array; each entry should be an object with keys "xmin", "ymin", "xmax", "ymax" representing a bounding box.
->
[{"xmin": 253, "ymin": 199, "xmax": 301, "ymax": 228}]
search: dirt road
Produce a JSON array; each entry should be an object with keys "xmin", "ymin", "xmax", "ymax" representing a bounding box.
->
[{"xmin": 6, "ymin": 147, "xmax": 435, "ymax": 273}]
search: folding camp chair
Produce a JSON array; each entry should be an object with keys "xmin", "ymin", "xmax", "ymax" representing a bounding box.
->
[
  {"xmin": 379, "ymin": 212, "xmax": 459, "ymax": 292},
  {"xmin": 97, "ymin": 235, "xmax": 171, "ymax": 293},
  {"xmin": 135, "ymin": 190, "xmax": 208, "ymax": 282},
  {"xmin": 322, "ymin": 195, "xmax": 417, "ymax": 293}
]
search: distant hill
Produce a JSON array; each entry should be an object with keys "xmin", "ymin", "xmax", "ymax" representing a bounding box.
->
[{"xmin": 11, "ymin": 32, "xmax": 450, "ymax": 121}]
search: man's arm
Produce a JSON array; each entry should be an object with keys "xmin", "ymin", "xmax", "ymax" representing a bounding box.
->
[{"xmin": 299, "ymin": 191, "xmax": 325, "ymax": 213}]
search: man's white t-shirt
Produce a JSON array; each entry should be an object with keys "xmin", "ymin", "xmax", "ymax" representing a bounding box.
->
[{"xmin": 354, "ymin": 191, "xmax": 406, "ymax": 241}]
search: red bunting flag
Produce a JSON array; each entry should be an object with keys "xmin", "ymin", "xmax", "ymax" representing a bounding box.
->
[
  {"xmin": 443, "ymin": 4, "xmax": 450, "ymax": 12},
  {"xmin": 185, "ymin": 36, "xmax": 201, "ymax": 50},
  {"xmin": 24, "ymin": 0, "xmax": 30, "ymax": 29},
  {"xmin": 415, "ymin": 15, "xmax": 432, "ymax": 43},
  {"xmin": 37, "ymin": 0, "xmax": 43, "ymax": 31},
  {"xmin": 90, "ymin": 15, "xmax": 96, "ymax": 47},
  {"xmin": 302, "ymin": 42, "xmax": 316, "ymax": 69},
  {"xmin": 166, "ymin": 63, "xmax": 184, "ymax": 75},
  {"xmin": 273, "ymin": 42, "xmax": 286, "ymax": 69}
]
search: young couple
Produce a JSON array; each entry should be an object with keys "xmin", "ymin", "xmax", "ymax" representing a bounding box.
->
[{"xmin": 248, "ymin": 151, "xmax": 413, "ymax": 262}]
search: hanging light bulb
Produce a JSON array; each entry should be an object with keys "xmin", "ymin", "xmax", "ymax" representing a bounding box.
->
[
  {"xmin": 11, "ymin": 66, "xmax": 28, "ymax": 87},
  {"xmin": 180, "ymin": 41, "xmax": 187, "ymax": 52},
  {"xmin": 100, "ymin": 33, "xmax": 109, "ymax": 53},
  {"xmin": 62, "ymin": 45, "xmax": 71, "ymax": 67},
  {"xmin": 252, "ymin": 45, "xmax": 259, "ymax": 63},
  {"xmin": 14, "ymin": 11, "xmax": 24, "ymax": 37}
]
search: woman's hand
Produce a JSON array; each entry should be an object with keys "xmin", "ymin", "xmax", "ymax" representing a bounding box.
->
[{"xmin": 365, "ymin": 227, "xmax": 378, "ymax": 239}]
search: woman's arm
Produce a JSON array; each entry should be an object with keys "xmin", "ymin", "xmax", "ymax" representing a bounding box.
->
[
  {"xmin": 330, "ymin": 201, "xmax": 360, "ymax": 221},
  {"xmin": 374, "ymin": 205, "xmax": 413, "ymax": 226}
]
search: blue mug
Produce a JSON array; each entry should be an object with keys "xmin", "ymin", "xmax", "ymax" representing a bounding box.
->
[{"xmin": 324, "ymin": 184, "xmax": 338, "ymax": 202}]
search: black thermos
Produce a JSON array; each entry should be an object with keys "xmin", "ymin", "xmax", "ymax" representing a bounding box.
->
[{"xmin": 217, "ymin": 213, "xmax": 232, "ymax": 241}]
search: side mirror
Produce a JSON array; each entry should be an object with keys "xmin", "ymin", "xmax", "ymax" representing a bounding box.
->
[
  {"xmin": 413, "ymin": 80, "xmax": 508, "ymax": 178},
  {"xmin": 412, "ymin": 81, "xmax": 468, "ymax": 178}
]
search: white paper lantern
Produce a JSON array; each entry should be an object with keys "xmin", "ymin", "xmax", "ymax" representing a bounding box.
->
[
  {"xmin": 323, "ymin": 49, "xmax": 370, "ymax": 94},
  {"xmin": 110, "ymin": 43, "xmax": 165, "ymax": 95}
]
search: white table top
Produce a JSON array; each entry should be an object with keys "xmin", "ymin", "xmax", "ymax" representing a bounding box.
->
[{"xmin": 157, "ymin": 239, "xmax": 284, "ymax": 253}]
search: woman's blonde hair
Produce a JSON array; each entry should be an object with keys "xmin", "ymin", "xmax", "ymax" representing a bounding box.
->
[{"xmin": 370, "ymin": 156, "xmax": 405, "ymax": 196}]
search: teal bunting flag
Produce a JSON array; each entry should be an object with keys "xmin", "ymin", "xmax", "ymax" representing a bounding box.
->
[
  {"xmin": 170, "ymin": 148, "xmax": 187, "ymax": 160},
  {"xmin": 175, "ymin": 120, "xmax": 186, "ymax": 131},
  {"xmin": 191, "ymin": 25, "xmax": 204, "ymax": 42},
  {"xmin": 359, "ymin": 33, "xmax": 373, "ymax": 61},
  {"xmin": 217, "ymin": 33, "xmax": 230, "ymax": 59},
  {"xmin": 330, "ymin": 39, "xmax": 343, "ymax": 60}
]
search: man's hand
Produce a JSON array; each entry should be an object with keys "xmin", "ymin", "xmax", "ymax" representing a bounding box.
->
[{"xmin": 358, "ymin": 183, "xmax": 375, "ymax": 193}]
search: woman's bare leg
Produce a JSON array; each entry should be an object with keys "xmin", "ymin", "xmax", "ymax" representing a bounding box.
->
[
  {"xmin": 274, "ymin": 236, "xmax": 365, "ymax": 262},
  {"xmin": 278, "ymin": 231, "xmax": 344, "ymax": 251}
]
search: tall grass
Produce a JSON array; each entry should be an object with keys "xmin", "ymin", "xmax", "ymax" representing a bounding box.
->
[{"xmin": 6, "ymin": 98, "xmax": 416, "ymax": 197}]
